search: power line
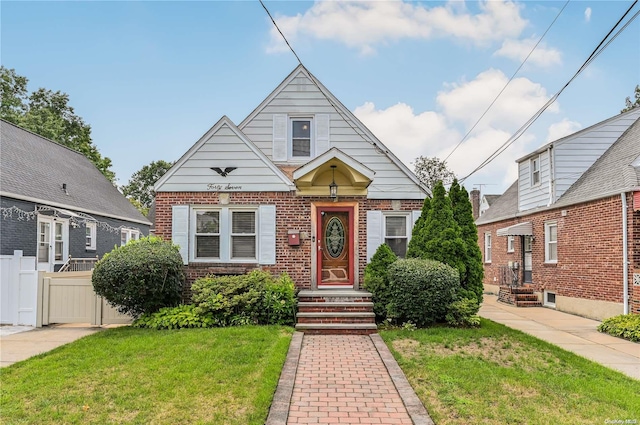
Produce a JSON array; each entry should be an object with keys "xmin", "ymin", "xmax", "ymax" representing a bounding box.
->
[
  {"xmin": 460, "ymin": 0, "xmax": 639, "ymax": 182},
  {"xmin": 444, "ymin": 0, "xmax": 570, "ymax": 163}
]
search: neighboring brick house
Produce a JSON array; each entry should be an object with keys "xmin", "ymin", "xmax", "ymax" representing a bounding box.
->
[
  {"xmin": 476, "ymin": 109, "xmax": 640, "ymax": 320},
  {"xmin": 153, "ymin": 65, "xmax": 429, "ymax": 333}
]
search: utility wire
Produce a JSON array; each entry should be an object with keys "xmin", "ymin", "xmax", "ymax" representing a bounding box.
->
[
  {"xmin": 460, "ymin": 0, "xmax": 639, "ymax": 182},
  {"xmin": 444, "ymin": 0, "xmax": 570, "ymax": 163}
]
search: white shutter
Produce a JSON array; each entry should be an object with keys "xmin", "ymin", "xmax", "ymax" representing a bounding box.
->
[
  {"xmin": 172, "ymin": 205, "xmax": 189, "ymax": 265},
  {"xmin": 259, "ymin": 205, "xmax": 276, "ymax": 265},
  {"xmin": 272, "ymin": 114, "xmax": 287, "ymax": 161},
  {"xmin": 315, "ymin": 114, "xmax": 330, "ymax": 156},
  {"xmin": 366, "ymin": 210, "xmax": 383, "ymax": 262},
  {"xmin": 411, "ymin": 210, "xmax": 421, "ymax": 228}
]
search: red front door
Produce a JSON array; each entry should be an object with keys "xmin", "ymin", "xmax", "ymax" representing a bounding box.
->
[{"xmin": 317, "ymin": 207, "xmax": 354, "ymax": 287}]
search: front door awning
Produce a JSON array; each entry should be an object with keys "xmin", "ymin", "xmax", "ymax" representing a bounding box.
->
[{"xmin": 496, "ymin": 222, "xmax": 533, "ymax": 237}]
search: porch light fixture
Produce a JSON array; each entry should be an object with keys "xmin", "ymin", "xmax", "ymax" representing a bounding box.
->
[{"xmin": 329, "ymin": 165, "xmax": 338, "ymax": 200}]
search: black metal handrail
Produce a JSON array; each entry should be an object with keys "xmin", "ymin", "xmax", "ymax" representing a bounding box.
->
[{"xmin": 498, "ymin": 265, "xmax": 520, "ymax": 287}]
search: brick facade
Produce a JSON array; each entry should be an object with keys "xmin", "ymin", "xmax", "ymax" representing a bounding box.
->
[
  {"xmin": 155, "ymin": 191, "xmax": 422, "ymax": 296},
  {"xmin": 478, "ymin": 194, "xmax": 639, "ymax": 314}
]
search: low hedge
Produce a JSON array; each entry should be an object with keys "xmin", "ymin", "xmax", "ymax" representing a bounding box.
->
[{"xmin": 597, "ymin": 314, "xmax": 640, "ymax": 342}]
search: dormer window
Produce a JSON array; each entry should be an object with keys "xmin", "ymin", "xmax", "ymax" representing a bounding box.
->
[
  {"xmin": 531, "ymin": 155, "xmax": 540, "ymax": 186},
  {"xmin": 291, "ymin": 118, "xmax": 313, "ymax": 158}
]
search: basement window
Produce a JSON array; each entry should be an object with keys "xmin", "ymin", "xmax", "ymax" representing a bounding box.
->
[{"xmin": 544, "ymin": 290, "xmax": 556, "ymax": 308}]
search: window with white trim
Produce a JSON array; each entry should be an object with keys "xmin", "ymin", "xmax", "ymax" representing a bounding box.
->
[
  {"xmin": 384, "ymin": 215, "xmax": 409, "ymax": 258},
  {"xmin": 484, "ymin": 232, "xmax": 492, "ymax": 263},
  {"xmin": 290, "ymin": 118, "xmax": 313, "ymax": 159},
  {"xmin": 544, "ymin": 290, "xmax": 556, "ymax": 308},
  {"xmin": 86, "ymin": 222, "xmax": 97, "ymax": 250},
  {"xmin": 545, "ymin": 221, "xmax": 557, "ymax": 263},
  {"xmin": 191, "ymin": 207, "xmax": 258, "ymax": 262},
  {"xmin": 507, "ymin": 235, "xmax": 515, "ymax": 253},
  {"xmin": 120, "ymin": 229, "xmax": 140, "ymax": 246},
  {"xmin": 531, "ymin": 155, "xmax": 540, "ymax": 186}
]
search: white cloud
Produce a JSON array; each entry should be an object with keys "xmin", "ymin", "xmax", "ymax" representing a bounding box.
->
[
  {"xmin": 352, "ymin": 68, "xmax": 558, "ymax": 190},
  {"xmin": 494, "ymin": 37, "xmax": 562, "ymax": 68},
  {"xmin": 585, "ymin": 7, "xmax": 592, "ymax": 23},
  {"xmin": 436, "ymin": 68, "xmax": 558, "ymax": 131},
  {"xmin": 267, "ymin": 0, "xmax": 528, "ymax": 55},
  {"xmin": 546, "ymin": 119, "xmax": 582, "ymax": 142},
  {"xmin": 353, "ymin": 102, "xmax": 461, "ymax": 166}
]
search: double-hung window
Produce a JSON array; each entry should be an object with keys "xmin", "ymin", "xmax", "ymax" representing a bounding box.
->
[
  {"xmin": 195, "ymin": 211, "xmax": 220, "ymax": 258},
  {"xmin": 384, "ymin": 215, "xmax": 408, "ymax": 258},
  {"xmin": 120, "ymin": 229, "xmax": 140, "ymax": 246},
  {"xmin": 545, "ymin": 221, "xmax": 558, "ymax": 263},
  {"xmin": 86, "ymin": 222, "xmax": 97, "ymax": 250},
  {"xmin": 192, "ymin": 207, "xmax": 258, "ymax": 262},
  {"xmin": 531, "ymin": 155, "xmax": 540, "ymax": 186},
  {"xmin": 291, "ymin": 118, "xmax": 312, "ymax": 159},
  {"xmin": 484, "ymin": 232, "xmax": 492, "ymax": 263},
  {"xmin": 231, "ymin": 211, "xmax": 256, "ymax": 259}
]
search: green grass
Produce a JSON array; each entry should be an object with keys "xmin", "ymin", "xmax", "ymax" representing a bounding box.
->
[
  {"xmin": 0, "ymin": 326, "xmax": 293, "ymax": 425},
  {"xmin": 381, "ymin": 319, "xmax": 640, "ymax": 425}
]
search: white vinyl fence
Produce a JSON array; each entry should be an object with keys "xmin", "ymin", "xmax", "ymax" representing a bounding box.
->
[{"xmin": 0, "ymin": 251, "xmax": 38, "ymax": 326}]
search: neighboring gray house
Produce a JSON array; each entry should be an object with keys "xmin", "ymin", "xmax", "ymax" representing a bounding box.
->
[{"xmin": 0, "ymin": 120, "xmax": 151, "ymax": 272}]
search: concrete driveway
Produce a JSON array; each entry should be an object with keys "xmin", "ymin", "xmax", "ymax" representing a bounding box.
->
[
  {"xmin": 480, "ymin": 295, "xmax": 640, "ymax": 380},
  {"xmin": 0, "ymin": 324, "xmax": 106, "ymax": 368}
]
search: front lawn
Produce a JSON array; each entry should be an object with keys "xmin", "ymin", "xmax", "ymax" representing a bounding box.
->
[
  {"xmin": 0, "ymin": 326, "xmax": 292, "ymax": 425},
  {"xmin": 382, "ymin": 319, "xmax": 640, "ymax": 425}
]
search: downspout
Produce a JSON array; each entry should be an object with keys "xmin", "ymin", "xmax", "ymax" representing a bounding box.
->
[
  {"xmin": 547, "ymin": 146, "xmax": 554, "ymax": 206},
  {"xmin": 621, "ymin": 192, "xmax": 629, "ymax": 314}
]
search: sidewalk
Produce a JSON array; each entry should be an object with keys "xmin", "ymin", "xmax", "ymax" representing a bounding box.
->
[
  {"xmin": 480, "ymin": 295, "xmax": 640, "ymax": 380},
  {"xmin": 0, "ymin": 324, "xmax": 104, "ymax": 368},
  {"xmin": 266, "ymin": 333, "xmax": 433, "ymax": 425}
]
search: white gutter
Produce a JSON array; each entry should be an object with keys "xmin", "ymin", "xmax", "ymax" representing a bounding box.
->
[
  {"xmin": 621, "ymin": 192, "xmax": 629, "ymax": 315},
  {"xmin": 547, "ymin": 146, "xmax": 554, "ymax": 207}
]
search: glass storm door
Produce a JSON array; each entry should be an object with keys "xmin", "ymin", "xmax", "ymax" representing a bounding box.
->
[
  {"xmin": 317, "ymin": 208, "xmax": 354, "ymax": 287},
  {"xmin": 523, "ymin": 235, "xmax": 533, "ymax": 283},
  {"xmin": 37, "ymin": 216, "xmax": 68, "ymax": 271}
]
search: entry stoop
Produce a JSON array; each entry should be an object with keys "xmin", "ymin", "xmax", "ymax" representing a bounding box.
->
[
  {"xmin": 296, "ymin": 290, "xmax": 378, "ymax": 334},
  {"xmin": 498, "ymin": 286, "xmax": 542, "ymax": 307}
]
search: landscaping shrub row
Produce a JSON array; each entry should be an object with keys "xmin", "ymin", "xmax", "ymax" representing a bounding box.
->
[{"xmin": 598, "ymin": 314, "xmax": 640, "ymax": 342}]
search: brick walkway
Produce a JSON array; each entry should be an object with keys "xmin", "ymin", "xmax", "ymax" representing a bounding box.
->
[{"xmin": 286, "ymin": 335, "xmax": 415, "ymax": 425}]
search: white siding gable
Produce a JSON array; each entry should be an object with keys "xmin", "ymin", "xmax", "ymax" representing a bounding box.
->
[
  {"xmin": 155, "ymin": 116, "xmax": 293, "ymax": 193},
  {"xmin": 240, "ymin": 66, "xmax": 427, "ymax": 200},
  {"xmin": 517, "ymin": 109, "xmax": 640, "ymax": 212}
]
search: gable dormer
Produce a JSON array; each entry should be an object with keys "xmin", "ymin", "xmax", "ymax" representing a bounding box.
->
[
  {"xmin": 239, "ymin": 65, "xmax": 428, "ymax": 200},
  {"xmin": 517, "ymin": 108, "xmax": 640, "ymax": 212}
]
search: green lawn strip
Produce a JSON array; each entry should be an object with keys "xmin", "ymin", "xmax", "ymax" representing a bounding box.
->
[
  {"xmin": 381, "ymin": 319, "xmax": 640, "ymax": 425},
  {"xmin": 0, "ymin": 326, "xmax": 293, "ymax": 425}
]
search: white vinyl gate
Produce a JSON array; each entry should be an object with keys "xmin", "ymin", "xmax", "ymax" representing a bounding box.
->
[{"xmin": 0, "ymin": 251, "xmax": 38, "ymax": 326}]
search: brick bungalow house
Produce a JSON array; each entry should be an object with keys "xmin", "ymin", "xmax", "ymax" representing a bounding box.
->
[
  {"xmin": 476, "ymin": 108, "xmax": 640, "ymax": 321},
  {"xmin": 153, "ymin": 65, "xmax": 429, "ymax": 332}
]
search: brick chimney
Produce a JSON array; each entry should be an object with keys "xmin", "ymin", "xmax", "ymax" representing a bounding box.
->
[{"xmin": 470, "ymin": 189, "xmax": 480, "ymax": 220}]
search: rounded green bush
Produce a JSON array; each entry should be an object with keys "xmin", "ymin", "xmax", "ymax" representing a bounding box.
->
[
  {"xmin": 387, "ymin": 258, "xmax": 460, "ymax": 327},
  {"xmin": 92, "ymin": 236, "xmax": 184, "ymax": 318}
]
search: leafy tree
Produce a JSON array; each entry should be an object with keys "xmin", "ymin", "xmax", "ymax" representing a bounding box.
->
[
  {"xmin": 0, "ymin": 66, "xmax": 115, "ymax": 183},
  {"xmin": 621, "ymin": 85, "xmax": 640, "ymax": 113},
  {"xmin": 121, "ymin": 160, "xmax": 174, "ymax": 212},
  {"xmin": 406, "ymin": 196, "xmax": 431, "ymax": 258},
  {"xmin": 421, "ymin": 181, "xmax": 467, "ymax": 293},
  {"xmin": 449, "ymin": 179, "xmax": 484, "ymax": 304},
  {"xmin": 413, "ymin": 156, "xmax": 456, "ymax": 191}
]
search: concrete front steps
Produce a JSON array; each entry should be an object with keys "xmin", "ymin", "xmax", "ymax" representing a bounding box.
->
[
  {"xmin": 498, "ymin": 285, "xmax": 542, "ymax": 307},
  {"xmin": 296, "ymin": 289, "xmax": 377, "ymax": 334}
]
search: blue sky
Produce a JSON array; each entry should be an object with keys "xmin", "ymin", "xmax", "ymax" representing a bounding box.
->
[{"xmin": 2, "ymin": 1, "xmax": 639, "ymax": 196}]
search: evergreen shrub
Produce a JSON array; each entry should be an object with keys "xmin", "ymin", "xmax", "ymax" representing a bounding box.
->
[
  {"xmin": 92, "ymin": 236, "xmax": 184, "ymax": 318},
  {"xmin": 387, "ymin": 258, "xmax": 460, "ymax": 327},
  {"xmin": 363, "ymin": 244, "xmax": 398, "ymax": 322}
]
